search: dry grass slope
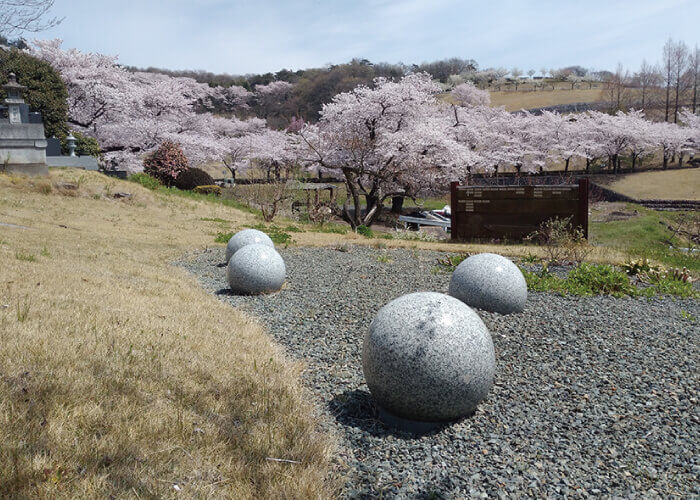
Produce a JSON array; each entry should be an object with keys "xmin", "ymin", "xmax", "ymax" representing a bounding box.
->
[
  {"xmin": 0, "ymin": 170, "xmax": 339, "ymax": 498},
  {"xmin": 489, "ymin": 88, "xmax": 602, "ymax": 111},
  {"xmin": 605, "ymin": 169, "xmax": 700, "ymax": 201}
]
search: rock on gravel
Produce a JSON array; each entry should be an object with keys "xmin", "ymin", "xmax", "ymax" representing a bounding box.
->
[{"xmin": 178, "ymin": 245, "xmax": 700, "ymax": 499}]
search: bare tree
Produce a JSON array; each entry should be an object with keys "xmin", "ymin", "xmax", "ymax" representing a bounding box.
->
[
  {"xmin": 691, "ymin": 45, "xmax": 699, "ymax": 114},
  {"xmin": 671, "ymin": 40, "xmax": 689, "ymax": 122},
  {"xmin": 0, "ymin": 0, "xmax": 62, "ymax": 37},
  {"xmin": 663, "ymin": 38, "xmax": 674, "ymax": 121},
  {"xmin": 637, "ymin": 59, "xmax": 661, "ymax": 111},
  {"xmin": 527, "ymin": 69, "xmax": 536, "ymax": 79}
]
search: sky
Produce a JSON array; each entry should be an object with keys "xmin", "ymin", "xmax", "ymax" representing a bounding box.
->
[{"xmin": 32, "ymin": 0, "xmax": 700, "ymax": 76}]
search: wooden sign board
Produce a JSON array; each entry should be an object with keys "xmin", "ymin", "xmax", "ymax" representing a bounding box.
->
[{"xmin": 450, "ymin": 179, "xmax": 588, "ymax": 241}]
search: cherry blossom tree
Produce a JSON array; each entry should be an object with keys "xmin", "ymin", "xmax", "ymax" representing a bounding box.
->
[
  {"xmin": 451, "ymin": 82, "xmax": 490, "ymax": 107},
  {"xmin": 30, "ymin": 40, "xmax": 266, "ymax": 172},
  {"xmin": 300, "ymin": 73, "xmax": 478, "ymax": 228}
]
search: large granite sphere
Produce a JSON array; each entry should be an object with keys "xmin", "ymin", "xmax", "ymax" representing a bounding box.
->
[
  {"xmin": 226, "ymin": 244, "xmax": 286, "ymax": 295},
  {"xmin": 225, "ymin": 229, "xmax": 274, "ymax": 262},
  {"xmin": 362, "ymin": 292, "xmax": 495, "ymax": 424},
  {"xmin": 449, "ymin": 253, "xmax": 527, "ymax": 314}
]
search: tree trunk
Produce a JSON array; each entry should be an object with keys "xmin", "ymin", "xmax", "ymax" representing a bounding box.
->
[
  {"xmin": 663, "ymin": 153, "xmax": 668, "ymax": 170},
  {"xmin": 391, "ymin": 196, "xmax": 404, "ymax": 214},
  {"xmin": 679, "ymin": 152, "xmax": 684, "ymax": 168},
  {"xmin": 585, "ymin": 158, "xmax": 591, "ymax": 173},
  {"xmin": 631, "ymin": 154, "xmax": 636, "ymax": 171},
  {"xmin": 564, "ymin": 157, "xmax": 570, "ymax": 172}
]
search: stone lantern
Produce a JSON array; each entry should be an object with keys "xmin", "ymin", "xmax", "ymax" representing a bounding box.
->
[
  {"xmin": 3, "ymin": 73, "xmax": 26, "ymax": 125},
  {"xmin": 66, "ymin": 133, "xmax": 76, "ymax": 156},
  {"xmin": 0, "ymin": 72, "xmax": 48, "ymax": 175}
]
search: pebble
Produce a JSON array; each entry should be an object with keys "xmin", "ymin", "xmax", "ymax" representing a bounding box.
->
[{"xmin": 178, "ymin": 245, "xmax": 700, "ymax": 498}]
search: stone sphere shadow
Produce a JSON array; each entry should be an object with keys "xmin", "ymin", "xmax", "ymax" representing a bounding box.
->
[{"xmin": 328, "ymin": 389, "xmax": 456, "ymax": 438}]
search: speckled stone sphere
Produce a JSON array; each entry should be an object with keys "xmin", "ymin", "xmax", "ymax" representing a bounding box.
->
[
  {"xmin": 449, "ymin": 253, "xmax": 527, "ymax": 314},
  {"xmin": 362, "ymin": 292, "xmax": 495, "ymax": 424},
  {"xmin": 226, "ymin": 244, "xmax": 286, "ymax": 295},
  {"xmin": 225, "ymin": 229, "xmax": 274, "ymax": 262}
]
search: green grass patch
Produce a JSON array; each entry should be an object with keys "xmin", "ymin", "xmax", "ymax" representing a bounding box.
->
[
  {"xmin": 356, "ymin": 225, "xmax": 373, "ymax": 238},
  {"xmin": 590, "ymin": 205, "xmax": 699, "ymax": 271},
  {"xmin": 158, "ymin": 186, "xmax": 261, "ymax": 216},
  {"xmin": 214, "ymin": 232, "xmax": 233, "ymax": 244},
  {"xmin": 314, "ymin": 223, "xmax": 348, "ymax": 235},
  {"xmin": 15, "ymin": 252, "xmax": 37, "ymax": 262},
  {"xmin": 521, "ymin": 263, "xmax": 698, "ymax": 299},
  {"xmin": 128, "ymin": 173, "xmax": 161, "ymax": 190},
  {"xmin": 201, "ymin": 217, "xmax": 230, "ymax": 224},
  {"xmin": 681, "ymin": 310, "xmax": 696, "ymax": 322}
]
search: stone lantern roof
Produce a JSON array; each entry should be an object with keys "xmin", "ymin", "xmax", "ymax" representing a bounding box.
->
[{"xmin": 3, "ymin": 73, "xmax": 27, "ymax": 101}]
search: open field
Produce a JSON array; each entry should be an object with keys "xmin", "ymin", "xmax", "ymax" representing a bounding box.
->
[
  {"xmin": 489, "ymin": 88, "xmax": 603, "ymax": 111},
  {"xmin": 0, "ymin": 170, "xmax": 338, "ymax": 498},
  {"xmin": 603, "ymin": 169, "xmax": 700, "ymax": 200}
]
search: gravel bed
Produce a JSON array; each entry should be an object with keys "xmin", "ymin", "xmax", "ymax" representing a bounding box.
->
[{"xmin": 178, "ymin": 246, "xmax": 699, "ymax": 498}]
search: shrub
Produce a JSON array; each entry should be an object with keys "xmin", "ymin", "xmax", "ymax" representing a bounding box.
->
[
  {"xmin": 128, "ymin": 173, "xmax": 161, "ymax": 190},
  {"xmin": 356, "ymin": 225, "xmax": 373, "ymax": 238},
  {"xmin": 193, "ymin": 184, "xmax": 222, "ymax": 196},
  {"xmin": 143, "ymin": 141, "xmax": 189, "ymax": 186},
  {"xmin": 174, "ymin": 168, "xmax": 215, "ymax": 190},
  {"xmin": 566, "ymin": 263, "xmax": 638, "ymax": 297},
  {"xmin": 526, "ymin": 216, "xmax": 590, "ymax": 265},
  {"xmin": 61, "ymin": 131, "xmax": 101, "ymax": 158}
]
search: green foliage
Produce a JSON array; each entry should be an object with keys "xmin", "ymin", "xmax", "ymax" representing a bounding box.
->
[
  {"xmin": 193, "ymin": 185, "xmax": 222, "ymax": 196},
  {"xmin": 434, "ymin": 253, "xmax": 470, "ymax": 272},
  {"xmin": 566, "ymin": 264, "xmax": 639, "ymax": 297},
  {"xmin": 376, "ymin": 254, "xmax": 393, "ymax": 264},
  {"xmin": 681, "ymin": 310, "xmax": 696, "ymax": 322},
  {"xmin": 143, "ymin": 141, "xmax": 189, "ymax": 186},
  {"xmin": 174, "ymin": 168, "xmax": 215, "ymax": 190},
  {"xmin": 61, "ymin": 131, "xmax": 101, "ymax": 157},
  {"xmin": 356, "ymin": 225, "xmax": 373, "ymax": 238},
  {"xmin": 0, "ymin": 47, "xmax": 69, "ymax": 138},
  {"xmin": 128, "ymin": 173, "xmax": 161, "ymax": 190},
  {"xmin": 520, "ymin": 263, "xmax": 699, "ymax": 299},
  {"xmin": 215, "ymin": 232, "xmax": 233, "ymax": 244},
  {"xmin": 248, "ymin": 224, "xmax": 294, "ymax": 245},
  {"xmin": 314, "ymin": 223, "xmax": 348, "ymax": 235}
]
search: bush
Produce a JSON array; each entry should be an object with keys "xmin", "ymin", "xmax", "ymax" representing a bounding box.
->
[
  {"xmin": 61, "ymin": 131, "xmax": 101, "ymax": 158},
  {"xmin": 356, "ymin": 225, "xmax": 373, "ymax": 238},
  {"xmin": 143, "ymin": 141, "xmax": 189, "ymax": 186},
  {"xmin": 526, "ymin": 216, "xmax": 590, "ymax": 265},
  {"xmin": 174, "ymin": 168, "xmax": 214, "ymax": 190},
  {"xmin": 193, "ymin": 184, "xmax": 222, "ymax": 196},
  {"xmin": 128, "ymin": 173, "xmax": 161, "ymax": 190}
]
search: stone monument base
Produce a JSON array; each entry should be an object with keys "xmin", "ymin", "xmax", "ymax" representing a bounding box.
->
[{"xmin": 4, "ymin": 163, "xmax": 49, "ymax": 176}]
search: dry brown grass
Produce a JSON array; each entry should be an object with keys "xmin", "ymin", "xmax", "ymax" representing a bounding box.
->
[
  {"xmin": 489, "ymin": 88, "xmax": 602, "ymax": 111},
  {"xmin": 605, "ymin": 169, "xmax": 700, "ymax": 201},
  {"xmin": 0, "ymin": 169, "xmax": 339, "ymax": 498},
  {"xmin": 292, "ymin": 231, "xmax": 626, "ymax": 264}
]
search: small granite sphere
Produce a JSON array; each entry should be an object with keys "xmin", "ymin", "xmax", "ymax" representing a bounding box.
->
[
  {"xmin": 362, "ymin": 292, "xmax": 495, "ymax": 424},
  {"xmin": 226, "ymin": 244, "xmax": 286, "ymax": 295},
  {"xmin": 225, "ymin": 229, "xmax": 274, "ymax": 262},
  {"xmin": 449, "ymin": 253, "xmax": 527, "ymax": 314}
]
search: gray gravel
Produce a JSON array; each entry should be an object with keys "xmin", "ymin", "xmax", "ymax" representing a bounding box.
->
[{"xmin": 178, "ymin": 245, "xmax": 700, "ymax": 499}]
